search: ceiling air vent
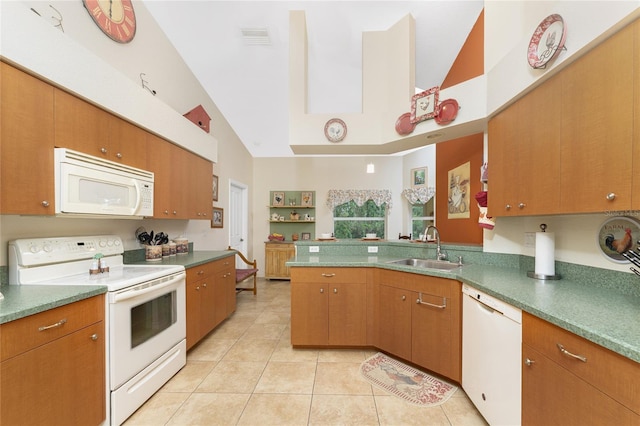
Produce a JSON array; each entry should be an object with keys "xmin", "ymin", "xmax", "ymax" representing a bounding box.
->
[{"xmin": 241, "ymin": 27, "xmax": 271, "ymax": 45}]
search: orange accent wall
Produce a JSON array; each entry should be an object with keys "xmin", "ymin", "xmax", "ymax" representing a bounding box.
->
[
  {"xmin": 435, "ymin": 133, "xmax": 484, "ymax": 245},
  {"xmin": 441, "ymin": 9, "xmax": 484, "ymax": 89}
]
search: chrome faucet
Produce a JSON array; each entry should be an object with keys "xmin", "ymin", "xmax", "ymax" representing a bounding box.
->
[{"xmin": 424, "ymin": 225, "xmax": 447, "ymax": 260}]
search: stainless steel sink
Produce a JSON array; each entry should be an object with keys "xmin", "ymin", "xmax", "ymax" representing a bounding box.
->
[{"xmin": 387, "ymin": 258, "xmax": 462, "ymax": 271}]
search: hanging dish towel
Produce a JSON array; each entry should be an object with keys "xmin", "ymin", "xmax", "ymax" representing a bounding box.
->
[{"xmin": 475, "ymin": 191, "xmax": 495, "ymax": 230}]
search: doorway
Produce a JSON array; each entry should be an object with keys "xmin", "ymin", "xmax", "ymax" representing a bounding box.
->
[{"xmin": 229, "ymin": 180, "xmax": 248, "ymax": 267}]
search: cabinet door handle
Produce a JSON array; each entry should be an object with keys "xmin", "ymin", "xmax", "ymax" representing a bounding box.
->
[
  {"xmin": 401, "ymin": 295, "xmax": 406, "ymax": 301},
  {"xmin": 415, "ymin": 293, "xmax": 446, "ymax": 309},
  {"xmin": 91, "ymin": 333, "xmax": 99, "ymax": 341},
  {"xmin": 321, "ymin": 273, "xmax": 336, "ymax": 278},
  {"xmin": 333, "ymin": 288, "xmax": 337, "ymax": 294},
  {"xmin": 38, "ymin": 318, "xmax": 67, "ymax": 331},
  {"xmin": 518, "ymin": 202, "xmax": 526, "ymax": 209},
  {"xmin": 557, "ymin": 343, "xmax": 587, "ymax": 362},
  {"xmin": 41, "ymin": 201, "xmax": 50, "ymax": 207},
  {"xmin": 320, "ymin": 288, "xmax": 324, "ymax": 293},
  {"xmin": 606, "ymin": 192, "xmax": 616, "ymax": 201},
  {"xmin": 505, "ymin": 204, "xmax": 512, "ymax": 210},
  {"xmin": 101, "ymin": 147, "xmax": 107, "ymax": 154},
  {"xmin": 116, "ymin": 152, "xmax": 122, "ymax": 159},
  {"xmin": 524, "ymin": 358, "xmax": 535, "ymax": 366}
]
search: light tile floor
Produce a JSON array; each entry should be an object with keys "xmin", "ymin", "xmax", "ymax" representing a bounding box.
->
[{"xmin": 124, "ymin": 278, "xmax": 488, "ymax": 426}]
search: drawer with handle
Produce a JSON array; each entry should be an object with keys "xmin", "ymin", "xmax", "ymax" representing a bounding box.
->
[
  {"xmin": 523, "ymin": 312, "xmax": 639, "ymax": 414},
  {"xmin": 291, "ymin": 267, "xmax": 366, "ymax": 283},
  {"xmin": 1, "ymin": 295, "xmax": 104, "ymax": 361}
]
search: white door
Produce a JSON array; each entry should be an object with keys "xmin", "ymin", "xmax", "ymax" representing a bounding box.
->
[{"xmin": 229, "ymin": 180, "xmax": 248, "ymax": 265}]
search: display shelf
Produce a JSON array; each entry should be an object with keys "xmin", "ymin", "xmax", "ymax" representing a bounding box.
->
[{"xmin": 268, "ymin": 190, "xmax": 316, "ymax": 241}]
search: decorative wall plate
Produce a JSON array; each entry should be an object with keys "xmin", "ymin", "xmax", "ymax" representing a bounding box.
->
[
  {"xmin": 395, "ymin": 112, "xmax": 416, "ymax": 135},
  {"xmin": 324, "ymin": 118, "xmax": 347, "ymax": 143},
  {"xmin": 597, "ymin": 216, "xmax": 640, "ymax": 263},
  {"xmin": 527, "ymin": 14, "xmax": 567, "ymax": 69},
  {"xmin": 435, "ymin": 99, "xmax": 459, "ymax": 125}
]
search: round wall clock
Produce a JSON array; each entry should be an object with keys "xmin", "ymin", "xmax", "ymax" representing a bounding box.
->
[
  {"xmin": 324, "ymin": 118, "xmax": 347, "ymax": 143},
  {"xmin": 83, "ymin": 0, "xmax": 137, "ymax": 43}
]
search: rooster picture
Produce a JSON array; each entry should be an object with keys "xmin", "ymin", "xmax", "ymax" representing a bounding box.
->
[{"xmin": 605, "ymin": 228, "xmax": 633, "ymax": 254}]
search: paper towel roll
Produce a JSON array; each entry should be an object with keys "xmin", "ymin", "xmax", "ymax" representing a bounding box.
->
[{"xmin": 535, "ymin": 232, "xmax": 555, "ymax": 276}]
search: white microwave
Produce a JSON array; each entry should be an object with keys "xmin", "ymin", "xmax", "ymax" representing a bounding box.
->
[{"xmin": 54, "ymin": 148, "xmax": 154, "ymax": 218}]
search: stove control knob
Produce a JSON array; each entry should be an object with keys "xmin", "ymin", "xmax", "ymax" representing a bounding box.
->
[
  {"xmin": 43, "ymin": 244, "xmax": 53, "ymax": 252},
  {"xmin": 114, "ymin": 239, "xmax": 121, "ymax": 246},
  {"xmin": 107, "ymin": 239, "xmax": 114, "ymax": 247},
  {"xmin": 99, "ymin": 240, "xmax": 107, "ymax": 248},
  {"xmin": 30, "ymin": 245, "xmax": 40, "ymax": 253}
]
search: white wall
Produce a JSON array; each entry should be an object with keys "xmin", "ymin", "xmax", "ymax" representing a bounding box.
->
[{"xmin": 252, "ymin": 155, "xmax": 409, "ymax": 269}]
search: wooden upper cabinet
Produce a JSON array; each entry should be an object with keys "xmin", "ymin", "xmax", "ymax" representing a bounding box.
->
[
  {"xmin": 517, "ymin": 75, "xmax": 562, "ymax": 215},
  {"xmin": 560, "ymin": 23, "xmax": 634, "ymax": 213},
  {"xmin": 109, "ymin": 117, "xmax": 149, "ymax": 170},
  {"xmin": 54, "ymin": 89, "xmax": 109, "ymax": 152},
  {"xmin": 54, "ymin": 89, "xmax": 147, "ymax": 169},
  {"xmin": 147, "ymin": 133, "xmax": 211, "ymax": 220},
  {"xmin": 0, "ymin": 62, "xmax": 55, "ymax": 215},
  {"xmin": 189, "ymin": 154, "xmax": 213, "ymax": 219},
  {"xmin": 489, "ymin": 75, "xmax": 561, "ymax": 216}
]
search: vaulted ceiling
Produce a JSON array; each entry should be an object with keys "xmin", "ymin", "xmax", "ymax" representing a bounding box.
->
[{"xmin": 145, "ymin": 1, "xmax": 484, "ymax": 157}]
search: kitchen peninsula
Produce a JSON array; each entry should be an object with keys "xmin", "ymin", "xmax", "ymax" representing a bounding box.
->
[{"xmin": 288, "ymin": 239, "xmax": 640, "ymax": 423}]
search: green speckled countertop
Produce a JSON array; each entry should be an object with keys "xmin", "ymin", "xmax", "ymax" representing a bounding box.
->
[
  {"xmin": 288, "ymin": 240, "xmax": 640, "ymax": 363},
  {"xmin": 0, "ymin": 250, "xmax": 233, "ymax": 325},
  {"xmin": 0, "ymin": 285, "xmax": 106, "ymax": 324},
  {"xmin": 124, "ymin": 249, "xmax": 235, "ymax": 268}
]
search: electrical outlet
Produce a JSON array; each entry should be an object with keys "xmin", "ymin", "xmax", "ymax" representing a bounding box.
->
[
  {"xmin": 368, "ymin": 246, "xmax": 378, "ymax": 253},
  {"xmin": 309, "ymin": 246, "xmax": 320, "ymax": 253},
  {"xmin": 524, "ymin": 232, "xmax": 536, "ymax": 248}
]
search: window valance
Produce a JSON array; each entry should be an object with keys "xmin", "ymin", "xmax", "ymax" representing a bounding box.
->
[
  {"xmin": 326, "ymin": 189, "xmax": 393, "ymax": 210},
  {"xmin": 401, "ymin": 187, "xmax": 435, "ymax": 205}
]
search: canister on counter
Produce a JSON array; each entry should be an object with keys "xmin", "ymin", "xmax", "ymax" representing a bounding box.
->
[
  {"xmin": 162, "ymin": 244, "xmax": 171, "ymax": 257},
  {"xmin": 145, "ymin": 245, "xmax": 163, "ymax": 261},
  {"xmin": 169, "ymin": 241, "xmax": 177, "ymax": 256},
  {"xmin": 175, "ymin": 238, "xmax": 188, "ymax": 255}
]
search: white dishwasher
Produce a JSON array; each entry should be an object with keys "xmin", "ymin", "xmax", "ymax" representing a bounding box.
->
[{"xmin": 462, "ymin": 284, "xmax": 522, "ymax": 426}]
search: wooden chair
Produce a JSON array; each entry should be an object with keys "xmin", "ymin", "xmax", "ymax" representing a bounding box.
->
[{"xmin": 227, "ymin": 246, "xmax": 258, "ymax": 295}]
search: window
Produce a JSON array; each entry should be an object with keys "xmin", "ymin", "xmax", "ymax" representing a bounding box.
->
[
  {"xmin": 411, "ymin": 197, "xmax": 434, "ymax": 238},
  {"xmin": 333, "ymin": 200, "xmax": 386, "ymax": 239}
]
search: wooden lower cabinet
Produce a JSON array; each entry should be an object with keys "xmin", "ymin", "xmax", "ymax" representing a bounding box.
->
[
  {"xmin": 0, "ymin": 295, "xmax": 105, "ymax": 425},
  {"xmin": 377, "ymin": 284, "xmax": 412, "ymax": 360},
  {"xmin": 376, "ymin": 270, "xmax": 461, "ymax": 382},
  {"xmin": 265, "ymin": 242, "xmax": 295, "ymax": 279},
  {"xmin": 522, "ymin": 313, "xmax": 639, "ymax": 425},
  {"xmin": 290, "ymin": 267, "xmax": 367, "ymax": 346},
  {"xmin": 290, "ymin": 267, "xmax": 461, "ymax": 382},
  {"xmin": 186, "ymin": 256, "xmax": 236, "ymax": 350}
]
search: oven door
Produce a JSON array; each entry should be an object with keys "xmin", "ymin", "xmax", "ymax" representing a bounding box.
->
[{"xmin": 109, "ymin": 271, "xmax": 186, "ymax": 389}]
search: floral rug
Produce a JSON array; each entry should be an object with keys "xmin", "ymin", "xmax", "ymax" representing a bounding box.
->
[{"xmin": 360, "ymin": 352, "xmax": 458, "ymax": 406}]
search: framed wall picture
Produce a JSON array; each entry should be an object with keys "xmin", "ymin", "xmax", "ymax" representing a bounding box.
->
[
  {"xmin": 272, "ymin": 191, "xmax": 285, "ymax": 206},
  {"xmin": 301, "ymin": 191, "xmax": 313, "ymax": 207},
  {"xmin": 410, "ymin": 86, "xmax": 439, "ymax": 124},
  {"xmin": 411, "ymin": 167, "xmax": 427, "ymax": 188},
  {"xmin": 212, "ymin": 207, "xmax": 224, "ymax": 228},
  {"xmin": 301, "ymin": 232, "xmax": 311, "ymax": 240},
  {"xmin": 212, "ymin": 174, "xmax": 219, "ymax": 202}
]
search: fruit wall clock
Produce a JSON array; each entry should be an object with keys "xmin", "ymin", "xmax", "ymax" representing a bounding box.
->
[{"xmin": 83, "ymin": 0, "xmax": 137, "ymax": 43}]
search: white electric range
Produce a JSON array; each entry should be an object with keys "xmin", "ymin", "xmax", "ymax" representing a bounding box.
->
[{"xmin": 9, "ymin": 235, "xmax": 187, "ymax": 426}]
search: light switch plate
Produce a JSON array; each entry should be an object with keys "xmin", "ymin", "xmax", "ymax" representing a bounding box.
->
[
  {"xmin": 368, "ymin": 246, "xmax": 378, "ymax": 253},
  {"xmin": 309, "ymin": 246, "xmax": 320, "ymax": 253}
]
